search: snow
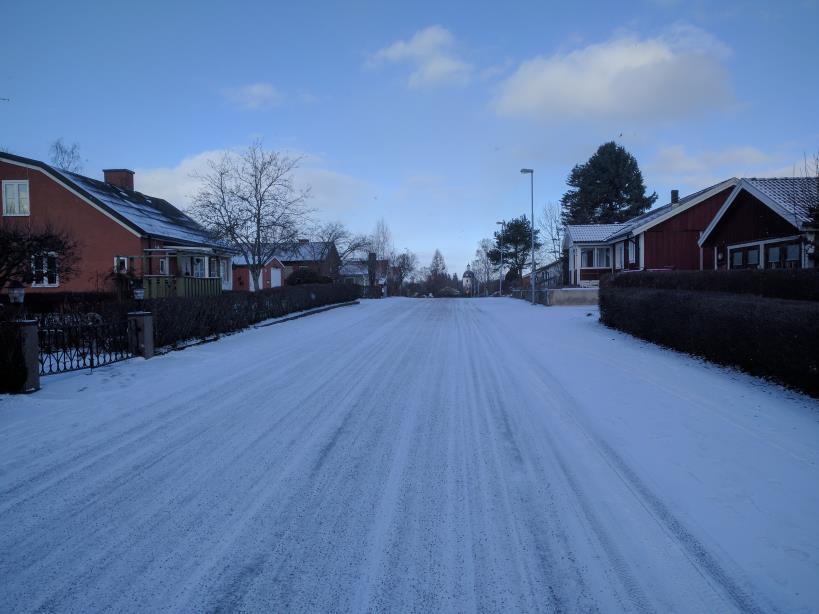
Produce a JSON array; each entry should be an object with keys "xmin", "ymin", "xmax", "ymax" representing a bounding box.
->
[{"xmin": 1, "ymin": 298, "xmax": 817, "ymax": 612}]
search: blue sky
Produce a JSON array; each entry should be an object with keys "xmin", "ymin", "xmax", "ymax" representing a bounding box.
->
[{"xmin": 3, "ymin": 0, "xmax": 818, "ymax": 272}]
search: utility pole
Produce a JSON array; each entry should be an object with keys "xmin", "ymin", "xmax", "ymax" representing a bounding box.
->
[
  {"xmin": 520, "ymin": 168, "xmax": 535, "ymax": 305},
  {"xmin": 496, "ymin": 220, "xmax": 506, "ymax": 296}
]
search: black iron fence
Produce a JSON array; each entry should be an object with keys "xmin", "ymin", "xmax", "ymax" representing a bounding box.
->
[{"xmin": 37, "ymin": 315, "xmax": 134, "ymax": 376}]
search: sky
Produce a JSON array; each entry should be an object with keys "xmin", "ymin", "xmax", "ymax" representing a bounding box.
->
[{"xmin": 2, "ymin": 0, "xmax": 818, "ymax": 273}]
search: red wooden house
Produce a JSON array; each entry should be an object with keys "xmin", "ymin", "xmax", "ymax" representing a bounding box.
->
[
  {"xmin": 564, "ymin": 179, "xmax": 736, "ymax": 285},
  {"xmin": 699, "ymin": 178, "xmax": 817, "ymax": 270},
  {"xmin": 1, "ymin": 152, "xmax": 235, "ymax": 297}
]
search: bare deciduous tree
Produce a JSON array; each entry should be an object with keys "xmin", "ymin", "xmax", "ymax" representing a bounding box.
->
[
  {"xmin": 49, "ymin": 138, "xmax": 83, "ymax": 173},
  {"xmin": 390, "ymin": 249, "xmax": 418, "ymax": 290},
  {"xmin": 309, "ymin": 221, "xmax": 370, "ymax": 266},
  {"xmin": 369, "ymin": 218, "xmax": 394, "ymax": 261},
  {"xmin": 0, "ymin": 226, "xmax": 78, "ymax": 292},
  {"xmin": 473, "ymin": 238, "xmax": 494, "ymax": 285},
  {"xmin": 539, "ymin": 201, "xmax": 565, "ymax": 264},
  {"xmin": 192, "ymin": 139, "xmax": 311, "ymax": 291}
]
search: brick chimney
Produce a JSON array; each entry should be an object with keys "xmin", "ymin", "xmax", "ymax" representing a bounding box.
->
[
  {"xmin": 299, "ymin": 238, "xmax": 309, "ymax": 245},
  {"xmin": 103, "ymin": 169, "xmax": 134, "ymax": 191},
  {"xmin": 671, "ymin": 189, "xmax": 679, "ymax": 204}
]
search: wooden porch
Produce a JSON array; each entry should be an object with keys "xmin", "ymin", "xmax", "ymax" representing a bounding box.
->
[{"xmin": 142, "ymin": 276, "xmax": 222, "ymax": 298}]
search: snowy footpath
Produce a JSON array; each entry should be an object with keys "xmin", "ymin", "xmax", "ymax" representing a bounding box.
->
[{"xmin": 1, "ymin": 298, "xmax": 817, "ymax": 613}]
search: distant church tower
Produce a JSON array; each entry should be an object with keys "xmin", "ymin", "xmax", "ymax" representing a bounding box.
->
[{"xmin": 462, "ymin": 264, "xmax": 476, "ymax": 297}]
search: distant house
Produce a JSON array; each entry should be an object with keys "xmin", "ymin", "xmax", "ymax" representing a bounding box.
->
[
  {"xmin": 0, "ymin": 152, "xmax": 234, "ymax": 297},
  {"xmin": 339, "ymin": 254, "xmax": 389, "ymax": 288},
  {"xmin": 274, "ymin": 240, "xmax": 341, "ymax": 283},
  {"xmin": 231, "ymin": 256, "xmax": 284, "ymax": 292},
  {"xmin": 564, "ymin": 180, "xmax": 737, "ymax": 286},
  {"xmin": 699, "ymin": 178, "xmax": 818, "ymax": 270}
]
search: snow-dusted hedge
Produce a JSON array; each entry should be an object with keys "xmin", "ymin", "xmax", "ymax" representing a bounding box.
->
[
  {"xmin": 603, "ymin": 269, "xmax": 819, "ymax": 302},
  {"xmin": 146, "ymin": 284, "xmax": 360, "ymax": 348},
  {"xmin": 18, "ymin": 284, "xmax": 360, "ymax": 350},
  {"xmin": 599, "ymin": 286, "xmax": 819, "ymax": 397}
]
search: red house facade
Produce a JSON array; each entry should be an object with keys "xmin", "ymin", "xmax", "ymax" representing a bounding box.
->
[
  {"xmin": 564, "ymin": 177, "xmax": 817, "ymax": 286},
  {"xmin": 0, "ymin": 152, "xmax": 234, "ymax": 297},
  {"xmin": 564, "ymin": 180, "xmax": 736, "ymax": 285}
]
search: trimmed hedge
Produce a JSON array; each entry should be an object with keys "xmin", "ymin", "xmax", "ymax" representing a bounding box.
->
[
  {"xmin": 599, "ymin": 286, "xmax": 819, "ymax": 397},
  {"xmin": 17, "ymin": 284, "xmax": 360, "ymax": 350},
  {"xmin": 0, "ymin": 324, "xmax": 26, "ymax": 393},
  {"xmin": 603, "ymin": 269, "xmax": 819, "ymax": 302}
]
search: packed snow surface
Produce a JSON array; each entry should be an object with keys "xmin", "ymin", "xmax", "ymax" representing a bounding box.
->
[{"xmin": 1, "ymin": 298, "xmax": 817, "ymax": 612}]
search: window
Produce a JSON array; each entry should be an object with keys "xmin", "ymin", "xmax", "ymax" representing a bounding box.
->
[
  {"xmin": 222, "ymin": 259, "xmax": 231, "ymax": 282},
  {"xmin": 786, "ymin": 244, "xmax": 800, "ymax": 262},
  {"xmin": 3, "ymin": 180, "xmax": 30, "ymax": 216},
  {"xmin": 746, "ymin": 248, "xmax": 759, "ymax": 266},
  {"xmin": 580, "ymin": 248, "xmax": 594, "ymax": 268},
  {"xmin": 767, "ymin": 246, "xmax": 780, "ymax": 265},
  {"xmin": 32, "ymin": 253, "xmax": 58, "ymax": 287},
  {"xmin": 193, "ymin": 257, "xmax": 205, "ymax": 278},
  {"xmin": 158, "ymin": 257, "xmax": 167, "ymax": 275},
  {"xmin": 628, "ymin": 240, "xmax": 636, "ymax": 264},
  {"xmin": 114, "ymin": 256, "xmax": 129, "ymax": 273},
  {"xmin": 595, "ymin": 247, "xmax": 611, "ymax": 268},
  {"xmin": 731, "ymin": 250, "xmax": 743, "ymax": 268},
  {"xmin": 615, "ymin": 243, "xmax": 624, "ymax": 269}
]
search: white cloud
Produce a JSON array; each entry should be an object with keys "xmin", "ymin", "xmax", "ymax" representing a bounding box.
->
[
  {"xmin": 369, "ymin": 25, "xmax": 471, "ymax": 88},
  {"xmin": 647, "ymin": 145, "xmax": 796, "ymax": 189},
  {"xmin": 135, "ymin": 149, "xmax": 375, "ymax": 227},
  {"xmin": 494, "ymin": 25, "xmax": 733, "ymax": 122},
  {"xmin": 223, "ymin": 83, "xmax": 282, "ymax": 110}
]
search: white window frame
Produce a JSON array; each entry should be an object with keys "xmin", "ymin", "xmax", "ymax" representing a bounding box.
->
[
  {"xmin": 31, "ymin": 252, "xmax": 59, "ymax": 287},
  {"xmin": 2, "ymin": 180, "xmax": 30, "ymax": 216},
  {"xmin": 628, "ymin": 240, "xmax": 636, "ymax": 263},
  {"xmin": 114, "ymin": 256, "xmax": 129, "ymax": 273},
  {"xmin": 158, "ymin": 257, "xmax": 168, "ymax": 275},
  {"xmin": 595, "ymin": 247, "xmax": 611, "ymax": 268}
]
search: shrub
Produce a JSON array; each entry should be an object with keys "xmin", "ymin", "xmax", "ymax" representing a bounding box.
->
[
  {"xmin": 599, "ymin": 286, "xmax": 819, "ymax": 397},
  {"xmin": 286, "ymin": 269, "xmax": 333, "ymax": 285},
  {"xmin": 603, "ymin": 269, "xmax": 819, "ymax": 302}
]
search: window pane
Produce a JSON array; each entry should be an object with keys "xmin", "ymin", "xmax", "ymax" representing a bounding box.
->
[
  {"xmin": 47, "ymin": 255, "xmax": 57, "ymax": 284},
  {"xmin": 768, "ymin": 246, "xmax": 780, "ymax": 262},
  {"xmin": 786, "ymin": 244, "xmax": 799, "ymax": 261},
  {"xmin": 18, "ymin": 183, "xmax": 29, "ymax": 214},
  {"xmin": 33, "ymin": 256, "xmax": 44, "ymax": 284},
  {"xmin": 746, "ymin": 248, "xmax": 759, "ymax": 265},
  {"xmin": 4, "ymin": 183, "xmax": 18, "ymax": 214},
  {"xmin": 581, "ymin": 249, "xmax": 594, "ymax": 267},
  {"xmin": 732, "ymin": 250, "xmax": 743, "ymax": 267}
]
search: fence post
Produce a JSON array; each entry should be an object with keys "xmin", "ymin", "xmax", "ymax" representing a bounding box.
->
[
  {"xmin": 14, "ymin": 320, "xmax": 40, "ymax": 393},
  {"xmin": 128, "ymin": 311, "xmax": 154, "ymax": 359}
]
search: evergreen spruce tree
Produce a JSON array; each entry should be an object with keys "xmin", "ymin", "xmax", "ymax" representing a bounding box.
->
[{"xmin": 560, "ymin": 142, "xmax": 657, "ymax": 225}]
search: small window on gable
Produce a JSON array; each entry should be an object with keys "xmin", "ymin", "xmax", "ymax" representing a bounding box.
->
[
  {"xmin": 3, "ymin": 180, "xmax": 30, "ymax": 216},
  {"xmin": 114, "ymin": 256, "xmax": 129, "ymax": 273}
]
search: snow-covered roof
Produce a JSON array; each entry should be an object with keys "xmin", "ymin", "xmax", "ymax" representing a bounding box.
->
[
  {"xmin": 700, "ymin": 177, "xmax": 818, "ymax": 245},
  {"xmin": 744, "ymin": 177, "xmax": 817, "ymax": 224},
  {"xmin": 273, "ymin": 242, "xmax": 334, "ymax": 262},
  {"xmin": 339, "ymin": 262, "xmax": 369, "ymax": 277},
  {"xmin": 231, "ymin": 255, "xmax": 283, "ymax": 267},
  {"xmin": 565, "ymin": 224, "xmax": 629, "ymax": 243},
  {"xmin": 0, "ymin": 152, "xmax": 224, "ymax": 249}
]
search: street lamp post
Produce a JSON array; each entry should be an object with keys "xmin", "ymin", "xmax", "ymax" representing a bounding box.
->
[
  {"xmin": 520, "ymin": 168, "xmax": 535, "ymax": 305},
  {"xmin": 495, "ymin": 220, "xmax": 506, "ymax": 296}
]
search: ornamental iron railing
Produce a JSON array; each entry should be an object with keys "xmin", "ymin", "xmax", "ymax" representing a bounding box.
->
[{"xmin": 37, "ymin": 315, "xmax": 134, "ymax": 376}]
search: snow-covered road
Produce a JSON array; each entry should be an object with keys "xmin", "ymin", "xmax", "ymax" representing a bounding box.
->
[{"xmin": 1, "ymin": 298, "xmax": 817, "ymax": 613}]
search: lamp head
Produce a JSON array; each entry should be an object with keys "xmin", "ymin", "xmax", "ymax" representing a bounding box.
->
[{"xmin": 520, "ymin": 168, "xmax": 533, "ymax": 174}]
